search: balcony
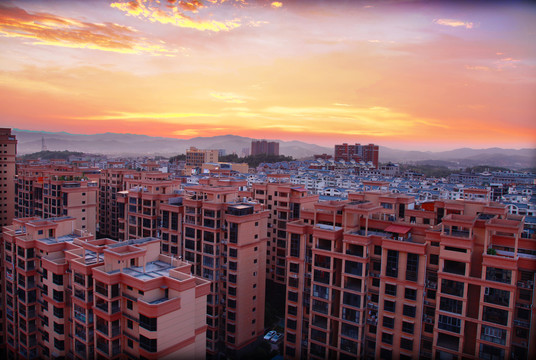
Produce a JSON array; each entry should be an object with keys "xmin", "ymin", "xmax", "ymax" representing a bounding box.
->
[
  {"xmin": 312, "ymin": 316, "xmax": 328, "ymax": 329},
  {"xmin": 97, "ymin": 322, "xmax": 109, "ymax": 337},
  {"xmin": 443, "ymin": 260, "xmax": 466, "ymax": 276},
  {"xmin": 312, "ymin": 285, "xmax": 329, "ymax": 300},
  {"xmin": 443, "ymin": 229, "xmax": 471, "ymax": 239},
  {"xmin": 312, "ymin": 300, "xmax": 328, "ymax": 315},
  {"xmin": 95, "ymin": 283, "xmax": 108, "ymax": 297},
  {"xmin": 97, "ymin": 341, "xmax": 109, "ymax": 355},
  {"xmin": 345, "ymin": 261, "xmax": 362, "ymax": 276},
  {"xmin": 96, "ymin": 302, "xmax": 108, "ymax": 313},
  {"xmin": 74, "ymin": 289, "xmax": 87, "ymax": 302},
  {"xmin": 313, "ymin": 270, "xmax": 330, "ymax": 285},
  {"xmin": 514, "ymin": 319, "xmax": 530, "ymax": 328}
]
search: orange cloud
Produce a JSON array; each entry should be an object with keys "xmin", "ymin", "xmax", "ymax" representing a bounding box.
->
[
  {"xmin": 111, "ymin": 0, "xmax": 243, "ymax": 32},
  {"xmin": 434, "ymin": 18, "xmax": 474, "ymax": 29},
  {"xmin": 0, "ymin": 4, "xmax": 174, "ymax": 55}
]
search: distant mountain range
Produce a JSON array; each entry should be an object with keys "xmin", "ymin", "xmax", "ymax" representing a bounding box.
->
[
  {"xmin": 12, "ymin": 129, "xmax": 536, "ymax": 169},
  {"xmin": 13, "ymin": 129, "xmax": 330, "ymax": 159}
]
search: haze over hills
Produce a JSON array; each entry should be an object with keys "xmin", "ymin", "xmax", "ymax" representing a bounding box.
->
[
  {"xmin": 12, "ymin": 129, "xmax": 536, "ymax": 169},
  {"xmin": 13, "ymin": 129, "xmax": 330, "ymax": 159}
]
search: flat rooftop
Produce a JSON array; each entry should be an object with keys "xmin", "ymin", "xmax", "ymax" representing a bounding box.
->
[
  {"xmin": 120, "ymin": 260, "xmax": 174, "ymax": 280},
  {"xmin": 38, "ymin": 233, "xmax": 78, "ymax": 245}
]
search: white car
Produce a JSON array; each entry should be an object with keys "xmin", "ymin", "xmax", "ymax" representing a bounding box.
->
[
  {"xmin": 264, "ymin": 330, "xmax": 276, "ymax": 341},
  {"xmin": 270, "ymin": 333, "xmax": 283, "ymax": 343}
]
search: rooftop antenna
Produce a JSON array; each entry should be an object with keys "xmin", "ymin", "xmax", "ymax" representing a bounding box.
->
[{"xmin": 42, "ymin": 136, "xmax": 47, "ymax": 151}]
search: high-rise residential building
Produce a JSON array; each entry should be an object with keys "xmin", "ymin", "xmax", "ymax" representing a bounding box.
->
[
  {"xmin": 98, "ymin": 168, "xmax": 141, "ymax": 239},
  {"xmin": 282, "ymin": 185, "xmax": 535, "ymax": 360},
  {"xmin": 0, "ymin": 128, "xmax": 17, "ymax": 230},
  {"xmin": 176, "ymin": 183, "xmax": 269, "ymax": 356},
  {"xmin": 15, "ymin": 164, "xmax": 99, "ymax": 235},
  {"xmin": 117, "ymin": 176, "xmax": 182, "ymax": 241},
  {"xmin": 186, "ymin": 147, "xmax": 219, "ymax": 169},
  {"xmin": 249, "ymin": 175, "xmax": 318, "ymax": 285},
  {"xmin": 159, "ymin": 197, "xmax": 184, "ymax": 257},
  {"xmin": 251, "ymin": 140, "xmax": 279, "ymax": 156},
  {"xmin": 1, "ymin": 216, "xmax": 209, "ymax": 360},
  {"xmin": 334, "ymin": 143, "xmax": 379, "ymax": 168}
]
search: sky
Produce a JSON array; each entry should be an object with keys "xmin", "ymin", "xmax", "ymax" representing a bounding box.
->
[{"xmin": 0, "ymin": 0, "xmax": 535, "ymax": 151}]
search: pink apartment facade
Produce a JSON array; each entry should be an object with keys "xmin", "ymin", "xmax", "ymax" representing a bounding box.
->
[{"xmin": 1, "ymin": 216, "xmax": 209, "ymax": 360}]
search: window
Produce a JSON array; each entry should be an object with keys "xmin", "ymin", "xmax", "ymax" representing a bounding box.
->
[
  {"xmin": 382, "ymin": 316, "xmax": 394, "ymax": 329},
  {"xmin": 438, "ymin": 314, "xmax": 461, "ymax": 333},
  {"xmin": 288, "ymin": 291, "xmax": 298, "ymax": 302},
  {"xmin": 126, "ymin": 299, "xmax": 133, "ymax": 310},
  {"xmin": 127, "ymin": 319, "xmax": 133, "ymax": 329},
  {"xmin": 486, "ymin": 267, "xmax": 512, "ymax": 284},
  {"xmin": 384, "ymin": 300, "xmax": 395, "ymax": 313},
  {"xmin": 400, "ymin": 338, "xmax": 413, "ymax": 351},
  {"xmin": 430, "ymin": 254, "xmax": 439, "ymax": 265},
  {"xmin": 402, "ymin": 321, "xmax": 414, "ymax": 334},
  {"xmin": 54, "ymin": 338, "xmax": 65, "ymax": 351},
  {"xmin": 440, "ymin": 297, "xmax": 463, "ymax": 314},
  {"xmin": 139, "ymin": 314, "xmax": 157, "ymax": 331},
  {"xmin": 374, "ymin": 245, "xmax": 382, "ymax": 256},
  {"xmin": 385, "ymin": 284, "xmax": 397, "ymax": 296},
  {"xmin": 386, "ymin": 250, "xmax": 398, "ymax": 278},
  {"xmin": 382, "ymin": 332, "xmax": 393, "ymax": 345},
  {"xmin": 139, "ymin": 335, "xmax": 157, "ymax": 352},
  {"xmin": 54, "ymin": 322, "xmax": 64, "ymax": 335},
  {"xmin": 406, "ymin": 253, "xmax": 419, "ymax": 281},
  {"xmin": 404, "ymin": 288, "xmax": 417, "ymax": 301},
  {"xmin": 403, "ymin": 305, "xmax": 416, "ymax": 318}
]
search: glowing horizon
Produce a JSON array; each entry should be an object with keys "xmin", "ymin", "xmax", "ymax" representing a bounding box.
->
[{"xmin": 1, "ymin": 0, "xmax": 535, "ymax": 151}]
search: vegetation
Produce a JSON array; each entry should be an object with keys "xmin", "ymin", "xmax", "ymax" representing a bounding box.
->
[
  {"xmin": 398, "ymin": 164, "xmax": 454, "ymax": 178},
  {"xmin": 170, "ymin": 153, "xmax": 294, "ymax": 167},
  {"xmin": 18, "ymin": 150, "xmax": 86, "ymax": 160},
  {"xmin": 397, "ymin": 164, "xmax": 517, "ymax": 178},
  {"xmin": 464, "ymin": 165, "xmax": 510, "ymax": 173},
  {"xmin": 219, "ymin": 154, "xmax": 295, "ymax": 167},
  {"xmin": 168, "ymin": 154, "xmax": 186, "ymax": 163}
]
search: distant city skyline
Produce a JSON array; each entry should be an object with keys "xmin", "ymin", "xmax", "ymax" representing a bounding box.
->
[{"xmin": 1, "ymin": 0, "xmax": 535, "ymax": 151}]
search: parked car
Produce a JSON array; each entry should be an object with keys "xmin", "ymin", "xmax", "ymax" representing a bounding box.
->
[
  {"xmin": 270, "ymin": 333, "xmax": 283, "ymax": 343},
  {"xmin": 264, "ymin": 330, "xmax": 276, "ymax": 341}
]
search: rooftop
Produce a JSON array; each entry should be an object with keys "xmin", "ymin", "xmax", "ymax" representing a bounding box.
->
[
  {"xmin": 120, "ymin": 260, "xmax": 174, "ymax": 280},
  {"xmin": 38, "ymin": 233, "xmax": 78, "ymax": 245}
]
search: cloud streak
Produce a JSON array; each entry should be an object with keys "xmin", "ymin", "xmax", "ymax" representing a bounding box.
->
[
  {"xmin": 110, "ymin": 0, "xmax": 243, "ymax": 32},
  {"xmin": 210, "ymin": 92, "xmax": 252, "ymax": 103},
  {"xmin": 0, "ymin": 4, "xmax": 175, "ymax": 55},
  {"xmin": 434, "ymin": 18, "xmax": 474, "ymax": 29}
]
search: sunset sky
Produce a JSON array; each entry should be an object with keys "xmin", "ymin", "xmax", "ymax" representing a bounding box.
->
[{"xmin": 1, "ymin": 0, "xmax": 535, "ymax": 150}]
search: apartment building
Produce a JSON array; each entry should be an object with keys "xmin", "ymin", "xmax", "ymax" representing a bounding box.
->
[
  {"xmin": 98, "ymin": 168, "xmax": 140, "ymax": 239},
  {"xmin": 15, "ymin": 164, "xmax": 98, "ymax": 235},
  {"xmin": 249, "ymin": 175, "xmax": 318, "ymax": 284},
  {"xmin": 116, "ymin": 176, "xmax": 182, "ymax": 241},
  {"xmin": 177, "ymin": 183, "xmax": 269, "ymax": 357},
  {"xmin": 1, "ymin": 216, "xmax": 209, "ymax": 360},
  {"xmin": 334, "ymin": 143, "xmax": 379, "ymax": 169},
  {"xmin": 251, "ymin": 140, "xmax": 279, "ymax": 156},
  {"xmin": 282, "ymin": 186, "xmax": 535, "ymax": 360},
  {"xmin": 186, "ymin": 147, "xmax": 219, "ymax": 169},
  {"xmin": 0, "ymin": 128, "xmax": 17, "ymax": 230}
]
